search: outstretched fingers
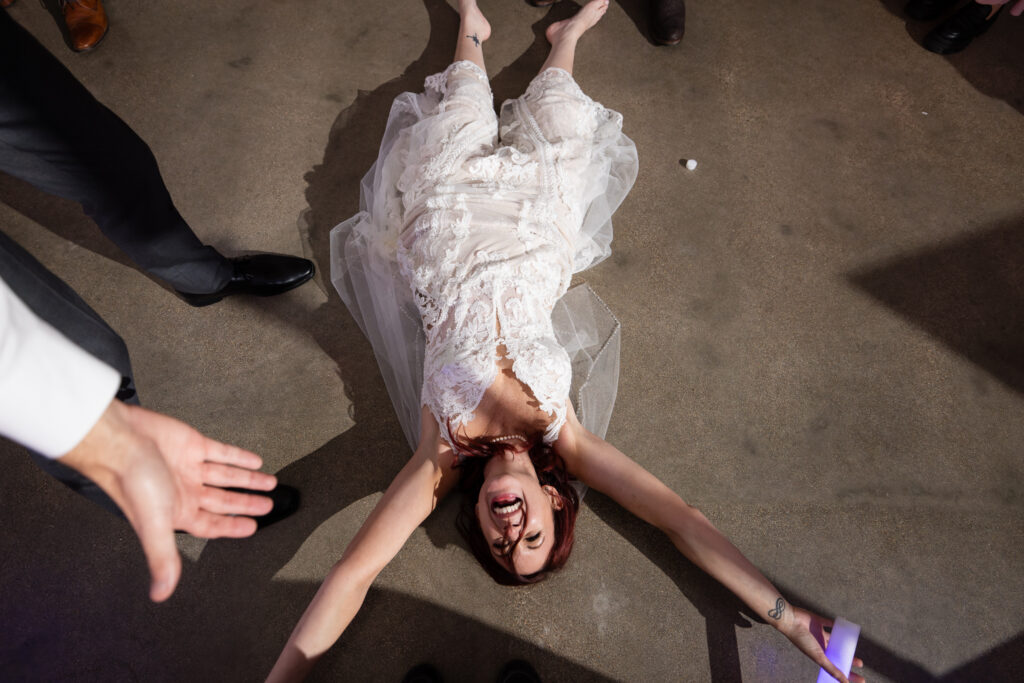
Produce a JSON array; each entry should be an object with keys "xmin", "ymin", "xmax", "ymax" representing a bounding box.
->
[
  {"xmin": 820, "ymin": 659, "xmax": 866, "ymax": 683},
  {"xmin": 199, "ymin": 484, "xmax": 275, "ymax": 517},
  {"xmin": 184, "ymin": 508, "xmax": 261, "ymax": 539},
  {"xmin": 201, "ymin": 460, "xmax": 277, "ymax": 491},
  {"xmin": 784, "ymin": 608, "xmax": 867, "ymax": 683},
  {"xmin": 202, "ymin": 440, "xmax": 267, "ymax": 472},
  {"xmin": 818, "ymin": 657, "xmax": 850, "ymax": 683},
  {"xmin": 817, "ymin": 623, "xmax": 866, "ymax": 683}
]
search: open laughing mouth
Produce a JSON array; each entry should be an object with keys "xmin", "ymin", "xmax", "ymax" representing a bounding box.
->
[{"xmin": 491, "ymin": 494, "xmax": 522, "ymax": 518}]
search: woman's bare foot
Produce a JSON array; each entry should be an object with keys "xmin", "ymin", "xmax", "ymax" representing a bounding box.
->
[
  {"xmin": 459, "ymin": 0, "xmax": 492, "ymax": 45},
  {"xmin": 545, "ymin": 0, "xmax": 609, "ymax": 45}
]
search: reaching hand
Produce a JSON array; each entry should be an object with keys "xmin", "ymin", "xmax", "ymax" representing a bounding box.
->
[
  {"xmin": 779, "ymin": 606, "xmax": 866, "ymax": 683},
  {"xmin": 59, "ymin": 399, "xmax": 277, "ymax": 602}
]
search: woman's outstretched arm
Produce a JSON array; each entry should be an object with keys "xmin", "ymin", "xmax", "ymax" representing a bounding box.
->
[
  {"xmin": 266, "ymin": 410, "xmax": 458, "ymax": 683},
  {"xmin": 555, "ymin": 408, "xmax": 863, "ymax": 683}
]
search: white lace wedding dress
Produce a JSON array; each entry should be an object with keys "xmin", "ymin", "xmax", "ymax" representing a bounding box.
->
[{"xmin": 330, "ymin": 61, "xmax": 638, "ymax": 450}]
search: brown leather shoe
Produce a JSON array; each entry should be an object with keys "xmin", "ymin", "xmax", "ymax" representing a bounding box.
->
[
  {"xmin": 61, "ymin": 0, "xmax": 108, "ymax": 52},
  {"xmin": 651, "ymin": 0, "xmax": 685, "ymax": 46}
]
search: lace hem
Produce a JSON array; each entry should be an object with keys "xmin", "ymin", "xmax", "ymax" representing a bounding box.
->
[{"xmin": 424, "ymin": 60, "xmax": 490, "ymax": 97}]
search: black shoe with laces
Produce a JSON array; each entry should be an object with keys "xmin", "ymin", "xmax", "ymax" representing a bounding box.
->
[
  {"xmin": 177, "ymin": 254, "xmax": 314, "ymax": 307},
  {"xmin": 923, "ymin": 1, "xmax": 1003, "ymax": 53}
]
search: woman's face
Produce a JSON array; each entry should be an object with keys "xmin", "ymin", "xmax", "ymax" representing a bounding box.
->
[{"xmin": 475, "ymin": 448, "xmax": 563, "ymax": 577}]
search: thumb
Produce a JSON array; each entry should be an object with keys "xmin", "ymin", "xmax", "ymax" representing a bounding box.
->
[{"xmin": 134, "ymin": 512, "xmax": 182, "ymax": 602}]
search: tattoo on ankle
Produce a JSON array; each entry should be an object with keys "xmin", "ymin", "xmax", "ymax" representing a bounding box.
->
[
  {"xmin": 467, "ymin": 33, "xmax": 480, "ymax": 47},
  {"xmin": 768, "ymin": 598, "xmax": 785, "ymax": 620}
]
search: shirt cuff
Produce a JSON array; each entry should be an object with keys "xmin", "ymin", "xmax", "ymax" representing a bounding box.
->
[{"xmin": 0, "ymin": 277, "xmax": 121, "ymax": 457}]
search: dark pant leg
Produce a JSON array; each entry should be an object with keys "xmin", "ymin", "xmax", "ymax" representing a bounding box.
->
[
  {"xmin": 0, "ymin": 10, "xmax": 232, "ymax": 294},
  {"xmin": 0, "ymin": 229, "xmax": 134, "ymax": 515}
]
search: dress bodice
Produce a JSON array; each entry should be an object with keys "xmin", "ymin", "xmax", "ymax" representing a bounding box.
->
[{"xmin": 397, "ymin": 192, "xmax": 574, "ymax": 444}]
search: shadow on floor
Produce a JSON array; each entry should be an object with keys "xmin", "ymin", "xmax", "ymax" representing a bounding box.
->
[
  {"xmin": 0, "ymin": 171, "xmax": 140, "ymax": 274},
  {"xmin": 585, "ymin": 492, "xmax": 756, "ymax": 682},
  {"xmin": 586, "ymin": 490, "xmax": 944, "ymax": 683},
  {"xmin": 940, "ymin": 631, "xmax": 1024, "ymax": 681},
  {"xmin": 613, "ymin": 0, "xmax": 664, "ymax": 47},
  {"xmin": 850, "ymin": 215, "xmax": 1024, "ymax": 396},
  {"xmin": 877, "ymin": 0, "xmax": 1024, "ymax": 114},
  {"xmin": 0, "ymin": 450, "xmax": 613, "ymax": 681},
  {"xmin": 846, "ymin": 216, "xmax": 1024, "ymax": 680},
  {"xmin": 5, "ymin": 436, "xmax": 1021, "ymax": 681}
]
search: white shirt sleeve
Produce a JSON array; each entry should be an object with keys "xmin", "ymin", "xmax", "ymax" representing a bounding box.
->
[{"xmin": 0, "ymin": 275, "xmax": 120, "ymax": 457}]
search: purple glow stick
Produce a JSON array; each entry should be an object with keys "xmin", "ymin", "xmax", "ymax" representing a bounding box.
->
[{"xmin": 815, "ymin": 617, "xmax": 860, "ymax": 683}]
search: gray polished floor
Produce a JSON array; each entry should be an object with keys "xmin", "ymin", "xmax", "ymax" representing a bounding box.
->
[{"xmin": 1, "ymin": 1, "xmax": 1022, "ymax": 681}]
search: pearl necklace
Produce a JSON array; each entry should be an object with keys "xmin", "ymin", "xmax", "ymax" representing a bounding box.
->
[{"xmin": 489, "ymin": 434, "xmax": 528, "ymax": 444}]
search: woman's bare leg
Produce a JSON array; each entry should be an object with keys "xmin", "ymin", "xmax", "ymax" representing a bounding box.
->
[
  {"xmin": 541, "ymin": 0, "xmax": 609, "ymax": 75},
  {"xmin": 455, "ymin": 0, "xmax": 491, "ymax": 70}
]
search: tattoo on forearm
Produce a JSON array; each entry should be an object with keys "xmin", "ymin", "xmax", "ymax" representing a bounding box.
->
[
  {"xmin": 467, "ymin": 33, "xmax": 480, "ymax": 47},
  {"xmin": 768, "ymin": 598, "xmax": 785, "ymax": 620}
]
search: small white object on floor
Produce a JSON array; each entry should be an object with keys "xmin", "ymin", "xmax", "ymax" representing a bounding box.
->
[
  {"xmin": 686, "ymin": 159, "xmax": 698, "ymax": 171},
  {"xmin": 815, "ymin": 617, "xmax": 861, "ymax": 683}
]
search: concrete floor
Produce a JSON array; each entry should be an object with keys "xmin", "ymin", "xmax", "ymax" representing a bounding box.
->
[{"xmin": 1, "ymin": 0, "xmax": 1022, "ymax": 681}]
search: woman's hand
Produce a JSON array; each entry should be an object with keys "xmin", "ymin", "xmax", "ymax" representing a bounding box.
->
[{"xmin": 778, "ymin": 606, "xmax": 866, "ymax": 683}]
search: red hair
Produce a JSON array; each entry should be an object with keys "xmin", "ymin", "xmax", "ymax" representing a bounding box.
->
[{"xmin": 452, "ymin": 424, "xmax": 579, "ymax": 585}]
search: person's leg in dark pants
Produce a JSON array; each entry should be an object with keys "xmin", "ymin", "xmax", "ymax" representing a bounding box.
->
[
  {"xmin": 1, "ymin": 10, "xmax": 315, "ymax": 305},
  {"xmin": 0, "ymin": 9, "xmax": 232, "ymax": 294},
  {"xmin": 0, "ymin": 11, "xmax": 314, "ymax": 303}
]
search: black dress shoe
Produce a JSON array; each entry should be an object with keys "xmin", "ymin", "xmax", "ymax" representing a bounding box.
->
[
  {"xmin": 651, "ymin": 0, "xmax": 685, "ymax": 46},
  {"xmin": 923, "ymin": 1, "xmax": 1002, "ymax": 54},
  {"xmin": 402, "ymin": 663, "xmax": 444, "ymax": 683},
  {"xmin": 905, "ymin": 0, "xmax": 960, "ymax": 22},
  {"xmin": 227, "ymin": 484, "xmax": 301, "ymax": 529},
  {"xmin": 496, "ymin": 660, "xmax": 542, "ymax": 683},
  {"xmin": 177, "ymin": 254, "xmax": 315, "ymax": 307}
]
